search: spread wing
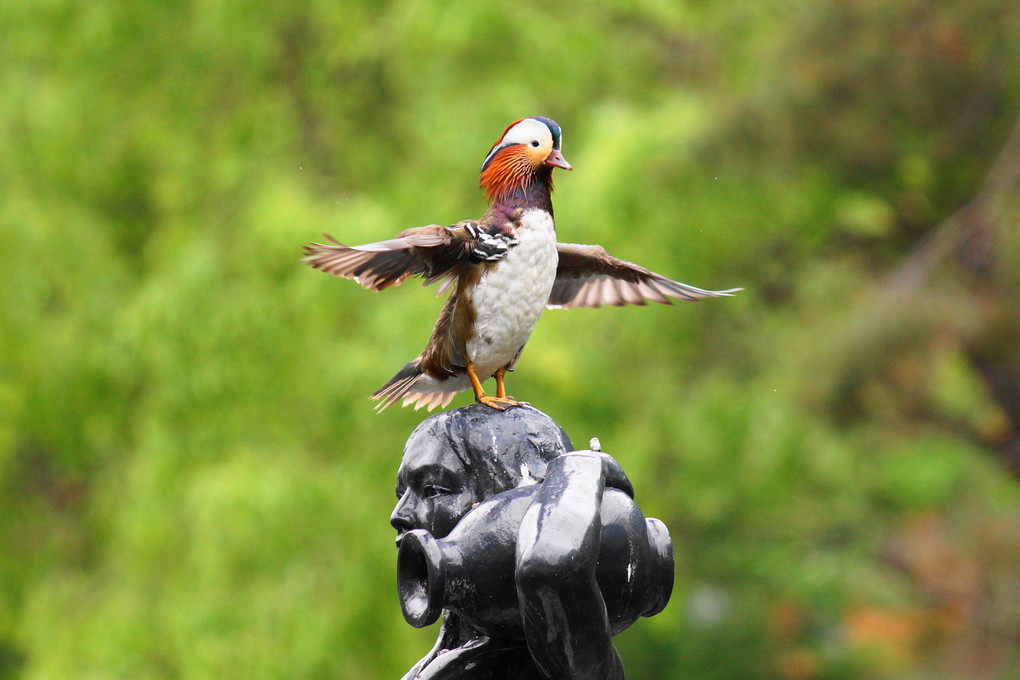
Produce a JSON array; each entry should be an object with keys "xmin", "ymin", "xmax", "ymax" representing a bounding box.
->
[
  {"xmin": 303, "ymin": 220, "xmax": 515, "ymax": 292},
  {"xmin": 548, "ymin": 243, "xmax": 741, "ymax": 309}
]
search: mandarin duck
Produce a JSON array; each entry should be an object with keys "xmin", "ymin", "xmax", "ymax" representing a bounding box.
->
[{"xmin": 304, "ymin": 117, "xmax": 739, "ymax": 412}]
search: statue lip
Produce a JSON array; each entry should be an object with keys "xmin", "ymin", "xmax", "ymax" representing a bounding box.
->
[{"xmin": 394, "ymin": 532, "xmax": 407, "ymax": 549}]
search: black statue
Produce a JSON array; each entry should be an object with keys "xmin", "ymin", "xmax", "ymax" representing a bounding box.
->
[{"xmin": 391, "ymin": 405, "xmax": 674, "ymax": 679}]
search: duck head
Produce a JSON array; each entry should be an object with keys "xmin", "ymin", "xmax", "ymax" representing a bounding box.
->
[{"xmin": 479, "ymin": 117, "xmax": 571, "ymax": 203}]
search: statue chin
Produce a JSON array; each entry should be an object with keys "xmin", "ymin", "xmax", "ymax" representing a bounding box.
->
[{"xmin": 397, "ymin": 484, "xmax": 674, "ymax": 638}]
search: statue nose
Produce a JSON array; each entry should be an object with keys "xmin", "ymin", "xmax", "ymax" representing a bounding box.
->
[
  {"xmin": 390, "ymin": 513, "xmax": 414, "ymax": 534},
  {"xmin": 390, "ymin": 491, "xmax": 416, "ymax": 533}
]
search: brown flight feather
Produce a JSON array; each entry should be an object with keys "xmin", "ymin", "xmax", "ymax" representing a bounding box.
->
[{"xmin": 549, "ymin": 243, "xmax": 741, "ymax": 309}]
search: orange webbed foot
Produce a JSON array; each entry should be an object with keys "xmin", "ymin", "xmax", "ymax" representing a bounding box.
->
[
  {"xmin": 467, "ymin": 363, "xmax": 528, "ymax": 410},
  {"xmin": 477, "ymin": 395, "xmax": 529, "ymax": 411}
]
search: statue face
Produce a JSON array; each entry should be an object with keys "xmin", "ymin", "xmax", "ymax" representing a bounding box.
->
[{"xmin": 390, "ymin": 427, "xmax": 480, "ymax": 545}]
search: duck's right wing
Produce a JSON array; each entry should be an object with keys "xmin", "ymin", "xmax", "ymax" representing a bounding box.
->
[{"xmin": 303, "ymin": 219, "xmax": 517, "ymax": 292}]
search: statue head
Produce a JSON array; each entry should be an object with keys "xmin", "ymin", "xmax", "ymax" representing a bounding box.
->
[{"xmin": 390, "ymin": 404, "xmax": 573, "ymax": 544}]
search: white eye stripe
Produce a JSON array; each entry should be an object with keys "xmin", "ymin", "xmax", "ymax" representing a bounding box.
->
[{"xmin": 498, "ymin": 119, "xmax": 552, "ymax": 150}]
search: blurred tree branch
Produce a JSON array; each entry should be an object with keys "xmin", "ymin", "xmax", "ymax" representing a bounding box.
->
[
  {"xmin": 888, "ymin": 114, "xmax": 1020, "ymax": 478},
  {"xmin": 890, "ymin": 114, "xmax": 1020, "ymax": 293}
]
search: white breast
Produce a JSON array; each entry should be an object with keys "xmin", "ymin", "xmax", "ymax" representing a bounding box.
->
[{"xmin": 466, "ymin": 208, "xmax": 558, "ymax": 377}]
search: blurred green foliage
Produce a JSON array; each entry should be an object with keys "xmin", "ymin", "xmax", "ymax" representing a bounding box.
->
[{"xmin": 2, "ymin": 0, "xmax": 1020, "ymax": 678}]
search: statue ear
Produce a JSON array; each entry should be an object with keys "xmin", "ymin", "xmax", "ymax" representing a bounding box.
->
[{"xmin": 597, "ymin": 452, "xmax": 634, "ymax": 499}]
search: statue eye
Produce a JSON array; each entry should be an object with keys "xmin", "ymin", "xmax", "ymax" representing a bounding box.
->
[
  {"xmin": 530, "ymin": 140, "xmax": 540, "ymax": 147},
  {"xmin": 422, "ymin": 484, "xmax": 450, "ymax": 499}
]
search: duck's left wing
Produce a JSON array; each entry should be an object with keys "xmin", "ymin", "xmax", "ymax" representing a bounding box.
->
[{"xmin": 548, "ymin": 243, "xmax": 741, "ymax": 309}]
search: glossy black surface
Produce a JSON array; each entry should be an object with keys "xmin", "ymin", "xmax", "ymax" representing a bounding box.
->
[
  {"xmin": 390, "ymin": 405, "xmax": 673, "ymax": 680},
  {"xmin": 398, "ymin": 484, "xmax": 673, "ymax": 634}
]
